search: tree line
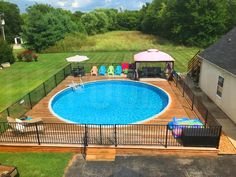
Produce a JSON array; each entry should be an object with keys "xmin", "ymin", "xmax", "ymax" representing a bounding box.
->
[{"xmin": 0, "ymin": 0, "xmax": 236, "ymax": 52}]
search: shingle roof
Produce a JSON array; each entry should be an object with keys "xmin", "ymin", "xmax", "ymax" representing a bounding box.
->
[{"xmin": 199, "ymin": 27, "xmax": 236, "ymax": 76}]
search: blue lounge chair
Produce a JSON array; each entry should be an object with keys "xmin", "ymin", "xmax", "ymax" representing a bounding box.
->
[
  {"xmin": 99, "ymin": 65, "xmax": 106, "ymax": 75},
  {"xmin": 115, "ymin": 65, "xmax": 122, "ymax": 75}
]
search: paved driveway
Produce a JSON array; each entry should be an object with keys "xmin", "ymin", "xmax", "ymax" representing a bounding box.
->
[{"xmin": 65, "ymin": 155, "xmax": 236, "ymax": 177}]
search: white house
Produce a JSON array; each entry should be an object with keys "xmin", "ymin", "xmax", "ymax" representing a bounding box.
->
[{"xmin": 198, "ymin": 27, "xmax": 236, "ymax": 124}]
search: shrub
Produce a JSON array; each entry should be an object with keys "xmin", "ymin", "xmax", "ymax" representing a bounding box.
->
[
  {"xmin": 17, "ymin": 50, "xmax": 38, "ymax": 62},
  {"xmin": 0, "ymin": 38, "xmax": 15, "ymax": 64}
]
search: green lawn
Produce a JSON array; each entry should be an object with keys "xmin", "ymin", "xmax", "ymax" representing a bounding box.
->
[{"xmin": 0, "ymin": 152, "xmax": 73, "ymax": 177}]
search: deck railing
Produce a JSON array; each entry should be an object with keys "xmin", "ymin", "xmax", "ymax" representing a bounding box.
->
[{"xmin": 0, "ymin": 122, "xmax": 221, "ymax": 148}]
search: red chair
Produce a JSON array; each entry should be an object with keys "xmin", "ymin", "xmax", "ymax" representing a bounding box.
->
[{"xmin": 121, "ymin": 62, "xmax": 129, "ymax": 74}]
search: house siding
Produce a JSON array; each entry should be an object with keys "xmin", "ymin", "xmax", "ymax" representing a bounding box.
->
[{"xmin": 199, "ymin": 60, "xmax": 236, "ymax": 123}]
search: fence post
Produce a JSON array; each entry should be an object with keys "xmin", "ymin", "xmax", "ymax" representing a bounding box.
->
[
  {"xmin": 114, "ymin": 124, "xmax": 117, "ymax": 147},
  {"xmin": 99, "ymin": 125, "xmax": 102, "ymax": 145},
  {"xmin": 165, "ymin": 125, "xmax": 168, "ymax": 148},
  {"xmin": 191, "ymin": 94, "xmax": 195, "ymax": 110},
  {"xmin": 182, "ymin": 82, "xmax": 185, "ymax": 97},
  {"xmin": 84, "ymin": 125, "xmax": 88, "ymax": 147},
  {"xmin": 43, "ymin": 82, "xmax": 47, "ymax": 96},
  {"xmin": 54, "ymin": 75, "xmax": 57, "ymax": 86},
  {"xmin": 176, "ymin": 74, "xmax": 178, "ymax": 87},
  {"xmin": 6, "ymin": 108, "xmax": 10, "ymax": 116},
  {"xmin": 28, "ymin": 93, "xmax": 33, "ymax": 109},
  {"xmin": 35, "ymin": 124, "xmax": 41, "ymax": 145},
  {"xmin": 63, "ymin": 68, "xmax": 66, "ymax": 78},
  {"xmin": 216, "ymin": 126, "xmax": 222, "ymax": 149},
  {"xmin": 205, "ymin": 110, "xmax": 208, "ymax": 126}
]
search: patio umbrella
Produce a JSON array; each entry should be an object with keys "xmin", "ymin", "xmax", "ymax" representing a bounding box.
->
[{"xmin": 66, "ymin": 55, "xmax": 89, "ymax": 62}]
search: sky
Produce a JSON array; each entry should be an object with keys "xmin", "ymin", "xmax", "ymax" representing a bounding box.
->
[{"xmin": 7, "ymin": 0, "xmax": 152, "ymax": 13}]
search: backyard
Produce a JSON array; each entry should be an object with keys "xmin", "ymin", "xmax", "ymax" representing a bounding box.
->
[{"xmin": 0, "ymin": 31, "xmax": 199, "ymax": 112}]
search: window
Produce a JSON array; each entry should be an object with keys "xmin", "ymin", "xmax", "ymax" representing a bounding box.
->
[{"xmin": 216, "ymin": 76, "xmax": 224, "ymax": 97}]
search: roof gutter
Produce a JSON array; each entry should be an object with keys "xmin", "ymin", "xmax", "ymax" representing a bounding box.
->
[{"xmin": 198, "ymin": 55, "xmax": 236, "ymax": 78}]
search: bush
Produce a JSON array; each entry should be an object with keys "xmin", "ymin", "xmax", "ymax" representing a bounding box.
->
[
  {"xmin": 0, "ymin": 39, "xmax": 15, "ymax": 64},
  {"xmin": 17, "ymin": 50, "xmax": 38, "ymax": 62}
]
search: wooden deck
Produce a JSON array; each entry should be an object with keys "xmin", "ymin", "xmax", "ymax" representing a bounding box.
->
[
  {"xmin": 1, "ymin": 75, "xmax": 235, "ymax": 155},
  {"xmin": 26, "ymin": 76, "xmax": 195, "ymax": 124}
]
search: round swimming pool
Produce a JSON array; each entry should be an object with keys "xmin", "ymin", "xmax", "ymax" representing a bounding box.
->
[{"xmin": 49, "ymin": 80, "xmax": 170, "ymax": 124}]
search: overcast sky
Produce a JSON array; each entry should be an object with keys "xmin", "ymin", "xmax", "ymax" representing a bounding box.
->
[{"xmin": 7, "ymin": 0, "xmax": 152, "ymax": 13}]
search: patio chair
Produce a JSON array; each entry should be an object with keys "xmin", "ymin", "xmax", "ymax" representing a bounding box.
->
[
  {"xmin": 99, "ymin": 65, "xmax": 106, "ymax": 76},
  {"xmin": 121, "ymin": 62, "xmax": 129, "ymax": 74},
  {"xmin": 115, "ymin": 65, "xmax": 122, "ymax": 75},
  {"xmin": 107, "ymin": 65, "xmax": 114, "ymax": 76},
  {"xmin": 7, "ymin": 116, "xmax": 44, "ymax": 133},
  {"xmin": 90, "ymin": 66, "xmax": 98, "ymax": 76},
  {"xmin": 78, "ymin": 66, "xmax": 85, "ymax": 76}
]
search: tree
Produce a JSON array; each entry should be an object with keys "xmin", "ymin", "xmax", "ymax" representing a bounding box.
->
[
  {"xmin": 0, "ymin": 1, "xmax": 22, "ymax": 43},
  {"xmin": 81, "ymin": 13, "xmax": 99, "ymax": 35},
  {"xmin": 117, "ymin": 10, "xmax": 141, "ymax": 30},
  {"xmin": 141, "ymin": 0, "xmax": 234, "ymax": 47},
  {"xmin": 81, "ymin": 11, "xmax": 109, "ymax": 35},
  {"xmin": 22, "ymin": 4, "xmax": 78, "ymax": 52},
  {"xmin": 95, "ymin": 9, "xmax": 119, "ymax": 30},
  {"xmin": 0, "ymin": 38, "xmax": 15, "ymax": 63}
]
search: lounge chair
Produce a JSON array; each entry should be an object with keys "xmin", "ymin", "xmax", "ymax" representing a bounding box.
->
[
  {"xmin": 115, "ymin": 65, "xmax": 122, "ymax": 75},
  {"xmin": 121, "ymin": 62, "xmax": 129, "ymax": 74},
  {"xmin": 107, "ymin": 65, "xmax": 114, "ymax": 76},
  {"xmin": 99, "ymin": 65, "xmax": 106, "ymax": 76},
  {"xmin": 90, "ymin": 66, "xmax": 98, "ymax": 76},
  {"xmin": 7, "ymin": 116, "xmax": 44, "ymax": 133}
]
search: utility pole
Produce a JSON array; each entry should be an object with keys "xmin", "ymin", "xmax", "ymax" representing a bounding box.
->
[{"xmin": 0, "ymin": 13, "xmax": 6, "ymax": 41}]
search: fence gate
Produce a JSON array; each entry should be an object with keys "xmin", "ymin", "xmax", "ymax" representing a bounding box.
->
[{"xmin": 86, "ymin": 125, "xmax": 115, "ymax": 146}]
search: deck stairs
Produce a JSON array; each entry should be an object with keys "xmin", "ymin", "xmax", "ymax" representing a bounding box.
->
[
  {"xmin": 85, "ymin": 147, "xmax": 116, "ymax": 161},
  {"xmin": 187, "ymin": 51, "xmax": 202, "ymax": 83}
]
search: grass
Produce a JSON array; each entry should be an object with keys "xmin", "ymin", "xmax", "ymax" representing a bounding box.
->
[
  {"xmin": 0, "ymin": 31, "xmax": 199, "ymax": 112},
  {"xmin": 0, "ymin": 152, "xmax": 73, "ymax": 177}
]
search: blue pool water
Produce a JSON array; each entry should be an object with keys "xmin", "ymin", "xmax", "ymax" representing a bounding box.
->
[{"xmin": 50, "ymin": 80, "xmax": 169, "ymax": 124}]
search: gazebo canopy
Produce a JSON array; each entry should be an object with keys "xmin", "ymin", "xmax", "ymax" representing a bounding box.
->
[
  {"xmin": 66, "ymin": 55, "xmax": 89, "ymax": 63},
  {"xmin": 134, "ymin": 49, "xmax": 175, "ymax": 62}
]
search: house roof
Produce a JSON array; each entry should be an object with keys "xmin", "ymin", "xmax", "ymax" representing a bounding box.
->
[{"xmin": 199, "ymin": 27, "xmax": 236, "ymax": 76}]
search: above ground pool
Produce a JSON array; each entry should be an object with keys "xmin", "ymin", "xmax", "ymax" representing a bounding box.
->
[{"xmin": 49, "ymin": 80, "xmax": 170, "ymax": 124}]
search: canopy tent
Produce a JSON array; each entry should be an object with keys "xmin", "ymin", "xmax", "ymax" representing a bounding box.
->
[
  {"xmin": 134, "ymin": 49, "xmax": 175, "ymax": 62},
  {"xmin": 66, "ymin": 55, "xmax": 89, "ymax": 63},
  {"xmin": 133, "ymin": 49, "xmax": 175, "ymax": 80}
]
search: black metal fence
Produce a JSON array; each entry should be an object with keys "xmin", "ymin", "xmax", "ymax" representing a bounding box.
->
[
  {"xmin": 0, "ymin": 64, "xmax": 72, "ymax": 120},
  {"xmin": 0, "ymin": 64, "xmax": 222, "ymax": 149},
  {"xmin": 0, "ymin": 122, "xmax": 221, "ymax": 148},
  {"xmin": 172, "ymin": 72, "xmax": 221, "ymax": 126}
]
